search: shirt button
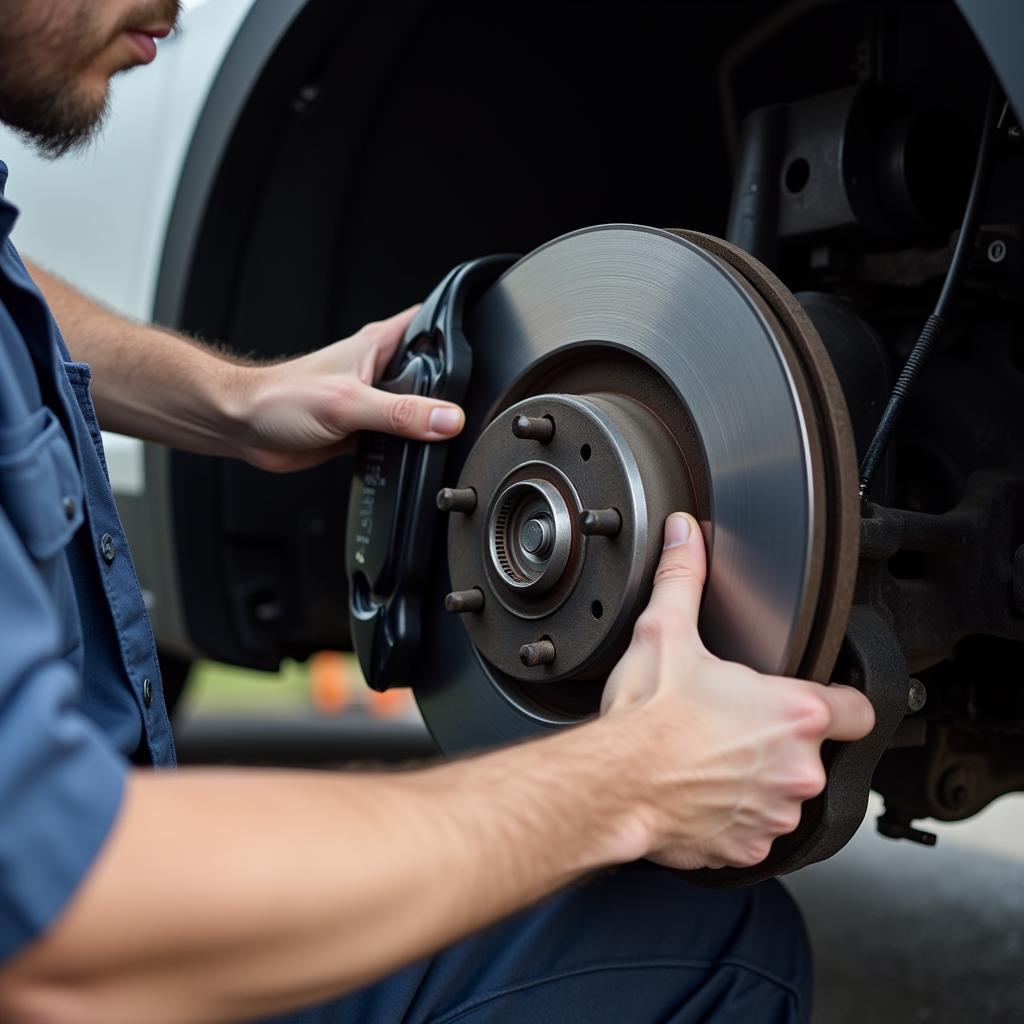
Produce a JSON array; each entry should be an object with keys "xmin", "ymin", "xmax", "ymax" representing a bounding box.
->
[
  {"xmin": 142, "ymin": 677, "xmax": 153, "ymax": 708},
  {"xmin": 62, "ymin": 496, "xmax": 78, "ymax": 520},
  {"xmin": 100, "ymin": 532, "xmax": 116, "ymax": 564}
]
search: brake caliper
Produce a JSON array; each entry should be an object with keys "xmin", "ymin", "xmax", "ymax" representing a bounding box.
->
[{"xmin": 345, "ymin": 255, "xmax": 516, "ymax": 690}]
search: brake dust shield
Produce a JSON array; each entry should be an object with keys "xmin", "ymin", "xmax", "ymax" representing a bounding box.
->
[{"xmin": 411, "ymin": 225, "xmax": 859, "ymax": 759}]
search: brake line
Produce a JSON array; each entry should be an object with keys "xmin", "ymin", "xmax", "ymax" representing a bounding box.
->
[{"xmin": 858, "ymin": 82, "xmax": 1002, "ymax": 499}]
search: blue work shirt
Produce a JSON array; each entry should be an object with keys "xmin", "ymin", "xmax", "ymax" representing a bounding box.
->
[{"xmin": 0, "ymin": 161, "xmax": 175, "ymax": 964}]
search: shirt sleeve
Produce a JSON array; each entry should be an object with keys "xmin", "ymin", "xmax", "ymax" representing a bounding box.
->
[{"xmin": 0, "ymin": 498, "xmax": 127, "ymax": 965}]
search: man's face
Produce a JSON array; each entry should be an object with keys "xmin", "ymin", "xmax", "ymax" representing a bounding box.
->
[{"xmin": 0, "ymin": 0, "xmax": 181, "ymax": 158}]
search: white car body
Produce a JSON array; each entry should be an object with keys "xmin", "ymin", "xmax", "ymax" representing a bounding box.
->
[
  {"xmin": 1, "ymin": 0, "xmax": 253, "ymax": 319},
  {"xmin": 0, "ymin": 0, "xmax": 257, "ymax": 495}
]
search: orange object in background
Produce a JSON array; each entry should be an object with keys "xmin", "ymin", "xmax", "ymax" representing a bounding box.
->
[
  {"xmin": 310, "ymin": 651, "xmax": 351, "ymax": 716},
  {"xmin": 366, "ymin": 686, "xmax": 411, "ymax": 719}
]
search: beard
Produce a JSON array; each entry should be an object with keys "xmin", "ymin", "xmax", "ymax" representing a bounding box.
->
[
  {"xmin": 0, "ymin": 0, "xmax": 181, "ymax": 159},
  {"xmin": 0, "ymin": 76, "xmax": 108, "ymax": 161}
]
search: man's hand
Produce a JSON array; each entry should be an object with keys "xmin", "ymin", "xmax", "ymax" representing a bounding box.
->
[
  {"xmin": 28, "ymin": 265, "xmax": 465, "ymax": 468},
  {"xmin": 598, "ymin": 512, "xmax": 876, "ymax": 871},
  {"xmin": 230, "ymin": 306, "xmax": 465, "ymax": 472},
  {"xmin": 0, "ymin": 507, "xmax": 876, "ymax": 1024}
]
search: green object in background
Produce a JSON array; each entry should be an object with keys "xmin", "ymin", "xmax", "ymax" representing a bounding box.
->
[
  {"xmin": 176, "ymin": 654, "xmax": 419, "ymax": 723},
  {"xmin": 171, "ymin": 656, "xmax": 432, "ymax": 768},
  {"xmin": 178, "ymin": 659, "xmax": 313, "ymax": 719}
]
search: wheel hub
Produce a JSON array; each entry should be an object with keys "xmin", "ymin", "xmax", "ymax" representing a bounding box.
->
[
  {"xmin": 446, "ymin": 391, "xmax": 695, "ymax": 714},
  {"xmin": 413, "ymin": 225, "xmax": 858, "ymax": 752},
  {"xmin": 489, "ymin": 477, "xmax": 572, "ymax": 595}
]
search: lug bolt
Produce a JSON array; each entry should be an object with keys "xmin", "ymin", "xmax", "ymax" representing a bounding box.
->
[
  {"xmin": 512, "ymin": 415, "xmax": 555, "ymax": 443},
  {"xmin": 445, "ymin": 588, "xmax": 485, "ymax": 613},
  {"xmin": 437, "ymin": 487, "xmax": 477, "ymax": 513},
  {"xmin": 578, "ymin": 508, "xmax": 622, "ymax": 537},
  {"xmin": 519, "ymin": 639, "xmax": 556, "ymax": 667}
]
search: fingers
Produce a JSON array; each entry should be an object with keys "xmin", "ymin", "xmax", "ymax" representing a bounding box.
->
[
  {"xmin": 358, "ymin": 384, "xmax": 465, "ymax": 441},
  {"xmin": 367, "ymin": 306, "xmax": 422, "ymax": 378},
  {"xmin": 819, "ymin": 683, "xmax": 876, "ymax": 742},
  {"xmin": 636, "ymin": 513, "xmax": 707, "ymax": 634}
]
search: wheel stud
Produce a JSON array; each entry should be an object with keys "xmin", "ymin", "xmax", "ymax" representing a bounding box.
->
[
  {"xmin": 519, "ymin": 639, "xmax": 556, "ymax": 667},
  {"xmin": 512, "ymin": 415, "xmax": 555, "ymax": 443},
  {"xmin": 436, "ymin": 487, "xmax": 477, "ymax": 513},
  {"xmin": 578, "ymin": 508, "xmax": 622, "ymax": 537},
  {"xmin": 445, "ymin": 588, "xmax": 485, "ymax": 613}
]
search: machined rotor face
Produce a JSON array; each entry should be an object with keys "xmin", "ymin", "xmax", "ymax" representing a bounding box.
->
[{"xmin": 415, "ymin": 226, "xmax": 858, "ymax": 754}]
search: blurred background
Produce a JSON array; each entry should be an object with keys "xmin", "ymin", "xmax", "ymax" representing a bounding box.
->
[
  {"xmin": 174, "ymin": 655, "xmax": 434, "ymax": 767},
  {"xmin": 2, "ymin": 0, "xmax": 1021, "ymax": 1020}
]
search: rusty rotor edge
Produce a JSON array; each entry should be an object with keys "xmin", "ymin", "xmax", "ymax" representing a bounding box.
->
[{"xmin": 670, "ymin": 230, "xmax": 860, "ymax": 683}]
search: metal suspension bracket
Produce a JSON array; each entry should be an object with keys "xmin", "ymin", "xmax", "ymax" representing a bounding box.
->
[{"xmin": 345, "ymin": 254, "xmax": 517, "ymax": 690}]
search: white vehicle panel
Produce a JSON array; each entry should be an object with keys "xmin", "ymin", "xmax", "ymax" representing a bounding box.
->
[{"xmin": 0, "ymin": 0, "xmax": 256, "ymax": 320}]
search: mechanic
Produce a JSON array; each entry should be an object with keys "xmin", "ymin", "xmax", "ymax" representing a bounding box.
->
[{"xmin": 0, "ymin": 3, "xmax": 874, "ymax": 1023}]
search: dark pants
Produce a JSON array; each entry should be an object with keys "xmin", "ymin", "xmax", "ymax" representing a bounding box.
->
[{"xmin": 264, "ymin": 863, "xmax": 812, "ymax": 1023}]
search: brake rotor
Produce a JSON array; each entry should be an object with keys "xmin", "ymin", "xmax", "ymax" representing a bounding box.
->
[{"xmin": 413, "ymin": 225, "xmax": 859, "ymax": 753}]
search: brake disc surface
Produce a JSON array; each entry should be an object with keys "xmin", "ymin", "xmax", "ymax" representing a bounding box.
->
[{"xmin": 413, "ymin": 225, "xmax": 858, "ymax": 754}]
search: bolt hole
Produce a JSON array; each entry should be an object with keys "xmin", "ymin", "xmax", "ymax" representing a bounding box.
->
[
  {"xmin": 785, "ymin": 157, "xmax": 810, "ymax": 194},
  {"xmin": 889, "ymin": 549, "xmax": 927, "ymax": 580},
  {"xmin": 591, "ymin": 600, "xmax": 603, "ymax": 619},
  {"xmin": 580, "ymin": 444, "xmax": 592, "ymax": 461}
]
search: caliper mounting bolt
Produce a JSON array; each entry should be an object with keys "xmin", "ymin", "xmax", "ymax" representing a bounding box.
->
[
  {"xmin": 519, "ymin": 639, "xmax": 556, "ymax": 667},
  {"xmin": 907, "ymin": 677, "xmax": 927, "ymax": 713},
  {"xmin": 436, "ymin": 487, "xmax": 477, "ymax": 513},
  {"xmin": 512, "ymin": 415, "xmax": 555, "ymax": 443},
  {"xmin": 445, "ymin": 588, "xmax": 485, "ymax": 613},
  {"xmin": 578, "ymin": 508, "xmax": 622, "ymax": 538}
]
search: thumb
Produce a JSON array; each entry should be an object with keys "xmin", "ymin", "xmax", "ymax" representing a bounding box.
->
[
  {"xmin": 358, "ymin": 384, "xmax": 466, "ymax": 441},
  {"xmin": 644, "ymin": 513, "xmax": 708, "ymax": 629}
]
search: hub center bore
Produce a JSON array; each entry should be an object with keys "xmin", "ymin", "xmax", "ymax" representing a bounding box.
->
[
  {"xmin": 488, "ymin": 478, "xmax": 572, "ymax": 595},
  {"xmin": 520, "ymin": 516, "xmax": 552, "ymax": 556}
]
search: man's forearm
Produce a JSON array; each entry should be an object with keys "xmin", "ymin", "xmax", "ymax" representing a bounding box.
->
[
  {"xmin": 1, "ymin": 719, "xmax": 642, "ymax": 1024},
  {"xmin": 29, "ymin": 262, "xmax": 465, "ymax": 470},
  {"xmin": 27, "ymin": 260, "xmax": 250, "ymax": 456}
]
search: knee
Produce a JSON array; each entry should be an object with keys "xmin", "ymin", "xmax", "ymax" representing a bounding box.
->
[
  {"xmin": 739, "ymin": 878, "xmax": 813, "ymax": 995},
  {"xmin": 577, "ymin": 865, "xmax": 813, "ymax": 1011}
]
